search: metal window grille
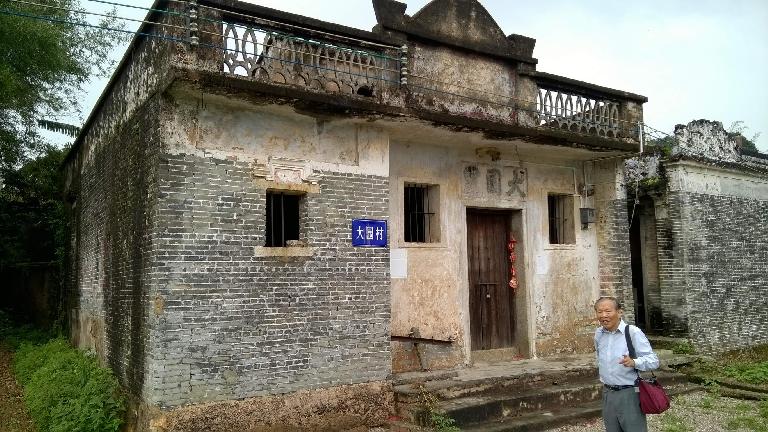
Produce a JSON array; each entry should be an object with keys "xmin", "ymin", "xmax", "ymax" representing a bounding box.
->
[
  {"xmin": 265, "ymin": 192, "xmax": 301, "ymax": 247},
  {"xmin": 404, "ymin": 185, "xmax": 436, "ymax": 243},
  {"xmin": 548, "ymin": 194, "xmax": 572, "ymax": 244}
]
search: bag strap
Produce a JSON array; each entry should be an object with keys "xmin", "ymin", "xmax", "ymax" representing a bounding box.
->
[
  {"xmin": 624, "ymin": 325, "xmax": 641, "ymax": 380},
  {"xmin": 624, "ymin": 325, "xmax": 636, "ymax": 358},
  {"xmin": 625, "ymin": 324, "xmax": 656, "ymax": 379}
]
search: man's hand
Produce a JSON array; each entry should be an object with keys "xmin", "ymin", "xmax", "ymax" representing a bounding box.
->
[{"xmin": 620, "ymin": 354, "xmax": 635, "ymax": 368}]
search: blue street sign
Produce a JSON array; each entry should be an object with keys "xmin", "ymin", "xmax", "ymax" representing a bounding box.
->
[{"xmin": 352, "ymin": 219, "xmax": 387, "ymax": 247}]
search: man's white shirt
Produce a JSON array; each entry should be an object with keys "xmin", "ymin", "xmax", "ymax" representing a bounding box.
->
[{"xmin": 594, "ymin": 320, "xmax": 659, "ymax": 386}]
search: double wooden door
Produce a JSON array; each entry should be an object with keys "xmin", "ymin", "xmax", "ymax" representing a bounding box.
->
[{"xmin": 467, "ymin": 210, "xmax": 516, "ymax": 351}]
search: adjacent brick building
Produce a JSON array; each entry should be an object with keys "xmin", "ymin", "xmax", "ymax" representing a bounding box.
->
[
  {"xmin": 627, "ymin": 120, "xmax": 768, "ymax": 353},
  {"xmin": 63, "ymin": 0, "xmax": 650, "ymax": 430}
]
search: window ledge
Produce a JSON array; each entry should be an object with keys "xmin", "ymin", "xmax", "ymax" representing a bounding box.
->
[
  {"xmin": 398, "ymin": 242, "xmax": 446, "ymax": 249},
  {"xmin": 543, "ymin": 244, "xmax": 577, "ymax": 251},
  {"xmin": 254, "ymin": 246, "xmax": 316, "ymax": 257}
]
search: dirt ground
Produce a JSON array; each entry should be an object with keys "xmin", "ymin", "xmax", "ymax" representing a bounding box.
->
[
  {"xmin": 545, "ymin": 391, "xmax": 767, "ymax": 432},
  {"xmin": 0, "ymin": 345, "xmax": 34, "ymax": 432}
]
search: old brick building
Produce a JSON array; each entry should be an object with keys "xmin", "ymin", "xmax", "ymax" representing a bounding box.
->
[
  {"xmin": 627, "ymin": 120, "xmax": 768, "ymax": 354},
  {"xmin": 63, "ymin": 0, "xmax": 649, "ymax": 430}
]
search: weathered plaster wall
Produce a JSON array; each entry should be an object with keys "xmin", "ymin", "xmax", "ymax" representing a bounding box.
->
[
  {"xmin": 389, "ymin": 141, "xmax": 466, "ymax": 371},
  {"xmin": 407, "ymin": 41, "xmax": 518, "ymax": 123},
  {"xmin": 672, "ymin": 120, "xmax": 741, "ymax": 163},
  {"xmin": 389, "ymin": 140, "xmax": 607, "ymax": 367},
  {"xmin": 145, "ymin": 90, "xmax": 391, "ymax": 418},
  {"xmin": 524, "ymin": 162, "xmax": 601, "ymax": 356},
  {"xmin": 656, "ymin": 161, "xmax": 768, "ymax": 352}
]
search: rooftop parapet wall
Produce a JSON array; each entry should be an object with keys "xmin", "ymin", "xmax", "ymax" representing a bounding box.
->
[
  {"xmin": 135, "ymin": 0, "xmax": 647, "ymax": 151},
  {"xmin": 673, "ymin": 120, "xmax": 741, "ymax": 163}
]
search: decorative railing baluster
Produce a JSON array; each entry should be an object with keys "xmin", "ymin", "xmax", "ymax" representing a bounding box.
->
[
  {"xmin": 535, "ymin": 86, "xmax": 621, "ymax": 138},
  {"xmin": 219, "ymin": 21, "xmax": 399, "ymax": 96}
]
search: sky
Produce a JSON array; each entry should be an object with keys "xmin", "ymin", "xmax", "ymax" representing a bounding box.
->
[{"xmin": 69, "ymin": 0, "xmax": 768, "ymax": 151}]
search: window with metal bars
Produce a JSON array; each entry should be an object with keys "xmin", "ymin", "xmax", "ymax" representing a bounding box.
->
[
  {"xmin": 404, "ymin": 184, "xmax": 439, "ymax": 243},
  {"xmin": 548, "ymin": 194, "xmax": 575, "ymax": 244},
  {"xmin": 265, "ymin": 192, "xmax": 302, "ymax": 247}
]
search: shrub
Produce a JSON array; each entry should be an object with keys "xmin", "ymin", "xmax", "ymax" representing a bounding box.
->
[
  {"xmin": 13, "ymin": 338, "xmax": 124, "ymax": 432},
  {"xmin": 0, "ymin": 309, "xmax": 52, "ymax": 349},
  {"xmin": 722, "ymin": 361, "xmax": 768, "ymax": 385},
  {"xmin": 672, "ymin": 341, "xmax": 695, "ymax": 355}
]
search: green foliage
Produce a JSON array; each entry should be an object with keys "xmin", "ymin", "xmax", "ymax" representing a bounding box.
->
[
  {"xmin": 681, "ymin": 344, "xmax": 768, "ymax": 389},
  {"xmin": 724, "ymin": 415, "xmax": 768, "ymax": 432},
  {"xmin": 722, "ymin": 361, "xmax": 768, "ymax": 385},
  {"xmin": 638, "ymin": 176, "xmax": 665, "ymax": 193},
  {"xmin": 671, "ymin": 341, "xmax": 695, "ymax": 355},
  {"xmin": 0, "ymin": 145, "xmax": 68, "ymax": 268},
  {"xmin": 646, "ymin": 136, "xmax": 676, "ymax": 157},
  {"xmin": 0, "ymin": 309, "xmax": 53, "ymax": 350},
  {"xmin": 416, "ymin": 386, "xmax": 461, "ymax": 432},
  {"xmin": 659, "ymin": 413, "xmax": 692, "ymax": 432},
  {"xmin": 759, "ymin": 399, "xmax": 768, "ymax": 419},
  {"xmin": 728, "ymin": 121, "xmax": 762, "ymax": 154},
  {"xmin": 428, "ymin": 411, "xmax": 461, "ymax": 432},
  {"xmin": 13, "ymin": 338, "xmax": 124, "ymax": 432},
  {"xmin": 0, "ymin": 0, "xmax": 127, "ymax": 168}
]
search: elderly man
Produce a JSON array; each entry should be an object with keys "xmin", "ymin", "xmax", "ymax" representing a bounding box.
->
[{"xmin": 594, "ymin": 296, "xmax": 659, "ymax": 432}]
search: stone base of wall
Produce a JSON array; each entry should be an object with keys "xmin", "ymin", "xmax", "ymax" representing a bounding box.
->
[
  {"xmin": 391, "ymin": 341, "xmax": 463, "ymax": 373},
  {"xmin": 141, "ymin": 381, "xmax": 394, "ymax": 432}
]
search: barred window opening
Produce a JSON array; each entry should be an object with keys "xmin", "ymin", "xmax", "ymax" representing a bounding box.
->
[
  {"xmin": 404, "ymin": 184, "xmax": 439, "ymax": 243},
  {"xmin": 266, "ymin": 192, "xmax": 302, "ymax": 247},
  {"xmin": 548, "ymin": 194, "xmax": 575, "ymax": 244}
]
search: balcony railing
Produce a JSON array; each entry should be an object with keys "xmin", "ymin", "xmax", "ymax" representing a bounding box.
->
[
  {"xmin": 532, "ymin": 72, "xmax": 645, "ymax": 141},
  {"xmin": 183, "ymin": 3, "xmax": 642, "ymax": 142},
  {"xmin": 536, "ymin": 88, "xmax": 621, "ymax": 138},
  {"xmin": 211, "ymin": 19, "xmax": 402, "ymax": 97}
]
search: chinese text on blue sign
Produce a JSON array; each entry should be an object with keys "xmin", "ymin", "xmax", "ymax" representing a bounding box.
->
[{"xmin": 352, "ymin": 219, "xmax": 387, "ymax": 247}]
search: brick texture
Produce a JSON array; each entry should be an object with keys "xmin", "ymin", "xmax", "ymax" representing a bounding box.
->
[
  {"xmin": 596, "ymin": 199, "xmax": 635, "ymax": 323},
  {"xmin": 147, "ymin": 154, "xmax": 391, "ymax": 407},
  {"xmin": 658, "ymin": 191, "xmax": 768, "ymax": 353},
  {"xmin": 66, "ymin": 98, "xmax": 162, "ymax": 398}
]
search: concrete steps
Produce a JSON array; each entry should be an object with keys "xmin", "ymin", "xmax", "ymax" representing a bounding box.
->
[
  {"xmin": 460, "ymin": 381, "xmax": 699, "ymax": 432},
  {"xmin": 393, "ymin": 354, "xmax": 698, "ymax": 431}
]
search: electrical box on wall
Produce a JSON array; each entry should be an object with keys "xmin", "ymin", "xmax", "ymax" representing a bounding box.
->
[{"xmin": 580, "ymin": 207, "xmax": 595, "ymax": 229}]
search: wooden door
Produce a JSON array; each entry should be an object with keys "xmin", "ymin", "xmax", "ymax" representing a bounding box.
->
[{"xmin": 467, "ymin": 210, "xmax": 515, "ymax": 351}]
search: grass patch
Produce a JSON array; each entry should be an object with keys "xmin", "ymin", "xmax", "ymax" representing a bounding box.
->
[
  {"xmin": 415, "ymin": 386, "xmax": 461, "ymax": 432},
  {"xmin": 759, "ymin": 399, "xmax": 768, "ymax": 419},
  {"xmin": 724, "ymin": 415, "xmax": 768, "ymax": 432},
  {"xmin": 691, "ymin": 393, "xmax": 768, "ymax": 432},
  {"xmin": 671, "ymin": 341, "xmax": 695, "ymax": 355},
  {"xmin": 2, "ymin": 310, "xmax": 125, "ymax": 432},
  {"xmin": 722, "ymin": 361, "xmax": 768, "ymax": 385},
  {"xmin": 680, "ymin": 344, "xmax": 768, "ymax": 389},
  {"xmin": 14, "ymin": 338, "xmax": 125, "ymax": 432},
  {"xmin": 0, "ymin": 310, "xmax": 53, "ymax": 350},
  {"xmin": 659, "ymin": 413, "xmax": 692, "ymax": 432}
]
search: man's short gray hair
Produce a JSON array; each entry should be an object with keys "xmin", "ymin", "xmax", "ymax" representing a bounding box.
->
[{"xmin": 594, "ymin": 296, "xmax": 622, "ymax": 310}]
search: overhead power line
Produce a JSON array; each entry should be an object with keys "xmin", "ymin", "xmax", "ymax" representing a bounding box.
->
[
  {"xmin": 0, "ymin": 4, "xmax": 659, "ymax": 138},
  {"xmin": 7, "ymin": 0, "xmax": 188, "ymax": 32},
  {"xmin": 0, "ymin": 7, "xmax": 190, "ymax": 44}
]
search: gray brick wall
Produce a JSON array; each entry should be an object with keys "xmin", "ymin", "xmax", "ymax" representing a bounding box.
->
[
  {"xmin": 596, "ymin": 199, "xmax": 635, "ymax": 323},
  {"xmin": 655, "ymin": 193, "xmax": 689, "ymax": 335},
  {"xmin": 66, "ymin": 98, "xmax": 162, "ymax": 398},
  {"xmin": 147, "ymin": 154, "xmax": 391, "ymax": 407},
  {"xmin": 662, "ymin": 191, "xmax": 768, "ymax": 353}
]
